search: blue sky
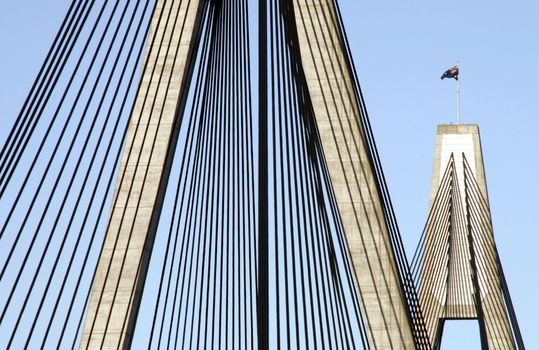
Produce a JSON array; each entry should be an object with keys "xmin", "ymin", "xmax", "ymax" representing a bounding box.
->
[{"xmin": 0, "ymin": 1, "xmax": 537, "ymax": 348}]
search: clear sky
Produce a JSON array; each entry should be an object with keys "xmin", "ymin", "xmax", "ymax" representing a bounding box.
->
[{"xmin": 0, "ymin": 1, "xmax": 537, "ymax": 349}]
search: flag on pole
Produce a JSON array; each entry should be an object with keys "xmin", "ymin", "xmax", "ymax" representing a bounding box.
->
[{"xmin": 441, "ymin": 65, "xmax": 459, "ymax": 80}]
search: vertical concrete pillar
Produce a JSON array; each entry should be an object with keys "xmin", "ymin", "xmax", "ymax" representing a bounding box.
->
[
  {"xmin": 291, "ymin": 1, "xmax": 415, "ymax": 348},
  {"xmin": 79, "ymin": 1, "xmax": 204, "ymax": 348}
]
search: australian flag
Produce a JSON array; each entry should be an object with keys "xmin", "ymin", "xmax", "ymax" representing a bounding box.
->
[{"xmin": 441, "ymin": 65, "xmax": 459, "ymax": 80}]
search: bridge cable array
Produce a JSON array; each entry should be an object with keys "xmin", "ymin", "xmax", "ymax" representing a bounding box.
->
[
  {"xmin": 0, "ymin": 1, "xmax": 157, "ymax": 348},
  {"xmin": 124, "ymin": 0, "xmax": 258, "ymax": 348},
  {"xmin": 260, "ymin": 0, "xmax": 369, "ymax": 348}
]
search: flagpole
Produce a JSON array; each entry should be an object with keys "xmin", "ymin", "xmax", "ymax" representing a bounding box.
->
[{"xmin": 456, "ymin": 61, "xmax": 460, "ymax": 124}]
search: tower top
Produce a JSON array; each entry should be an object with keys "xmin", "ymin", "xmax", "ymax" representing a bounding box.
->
[
  {"xmin": 429, "ymin": 123, "xmax": 489, "ymax": 209},
  {"xmin": 436, "ymin": 123, "xmax": 478, "ymax": 135}
]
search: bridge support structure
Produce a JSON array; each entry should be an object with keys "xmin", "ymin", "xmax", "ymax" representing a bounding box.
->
[
  {"xmin": 291, "ymin": 0, "xmax": 416, "ymax": 348},
  {"xmin": 80, "ymin": 0, "xmax": 421, "ymax": 349},
  {"xmin": 418, "ymin": 124, "xmax": 524, "ymax": 349},
  {"xmin": 79, "ymin": 1, "xmax": 205, "ymax": 348}
]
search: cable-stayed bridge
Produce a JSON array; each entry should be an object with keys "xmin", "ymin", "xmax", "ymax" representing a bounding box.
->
[{"xmin": 0, "ymin": 1, "xmax": 524, "ymax": 349}]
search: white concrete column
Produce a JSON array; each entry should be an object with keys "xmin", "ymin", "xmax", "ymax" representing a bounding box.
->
[
  {"xmin": 291, "ymin": 1, "xmax": 415, "ymax": 348},
  {"xmin": 80, "ymin": 1, "xmax": 204, "ymax": 348}
]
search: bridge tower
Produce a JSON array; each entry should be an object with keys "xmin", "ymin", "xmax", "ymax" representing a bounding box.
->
[
  {"xmin": 418, "ymin": 124, "xmax": 524, "ymax": 349},
  {"xmin": 80, "ymin": 0, "xmax": 421, "ymax": 348}
]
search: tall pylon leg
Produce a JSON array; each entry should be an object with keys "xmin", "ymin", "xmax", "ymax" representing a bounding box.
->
[
  {"xmin": 291, "ymin": 0, "xmax": 416, "ymax": 348},
  {"xmin": 79, "ymin": 1, "xmax": 205, "ymax": 348}
]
